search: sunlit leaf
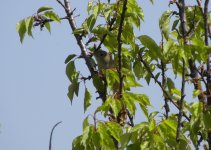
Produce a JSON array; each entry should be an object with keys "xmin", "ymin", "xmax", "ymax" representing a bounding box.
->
[
  {"xmin": 138, "ymin": 35, "xmax": 161, "ymax": 60},
  {"xmin": 16, "ymin": 19, "xmax": 26, "ymax": 43},
  {"xmin": 98, "ymin": 122, "xmax": 116, "ymax": 149},
  {"xmin": 120, "ymin": 133, "xmax": 131, "ymax": 149},
  {"xmin": 107, "ymin": 122, "xmax": 123, "ymax": 142},
  {"xmin": 159, "ymin": 10, "xmax": 173, "ymax": 40},
  {"xmin": 44, "ymin": 22, "xmax": 51, "ymax": 33},
  {"xmin": 37, "ymin": 6, "xmax": 53, "ymax": 14},
  {"xmin": 44, "ymin": 11, "xmax": 60, "ymax": 22},
  {"xmin": 25, "ymin": 16, "xmax": 34, "ymax": 37},
  {"xmin": 86, "ymin": 14, "xmax": 96, "ymax": 31}
]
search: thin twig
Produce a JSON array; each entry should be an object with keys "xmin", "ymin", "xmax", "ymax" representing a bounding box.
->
[
  {"xmin": 49, "ymin": 121, "xmax": 62, "ymax": 150},
  {"xmin": 56, "ymin": 0, "xmax": 68, "ymax": 11}
]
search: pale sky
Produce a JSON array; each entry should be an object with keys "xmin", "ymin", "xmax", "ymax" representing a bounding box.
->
[{"xmin": 0, "ymin": 0, "xmax": 192, "ymax": 150}]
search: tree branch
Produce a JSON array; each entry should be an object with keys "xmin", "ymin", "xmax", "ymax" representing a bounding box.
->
[
  {"xmin": 175, "ymin": 0, "xmax": 187, "ymax": 142},
  {"xmin": 139, "ymin": 53, "xmax": 190, "ymax": 121},
  {"xmin": 117, "ymin": 0, "xmax": 128, "ymax": 98},
  {"xmin": 60, "ymin": 0, "xmax": 97, "ymax": 76},
  {"xmin": 49, "ymin": 121, "xmax": 62, "ymax": 150},
  {"xmin": 176, "ymin": 58, "xmax": 186, "ymax": 142}
]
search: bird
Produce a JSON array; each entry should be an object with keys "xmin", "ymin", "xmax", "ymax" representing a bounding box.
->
[{"xmin": 93, "ymin": 49, "xmax": 116, "ymax": 70}]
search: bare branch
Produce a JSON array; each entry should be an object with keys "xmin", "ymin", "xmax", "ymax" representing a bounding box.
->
[
  {"xmin": 56, "ymin": 0, "xmax": 67, "ymax": 11},
  {"xmin": 49, "ymin": 121, "xmax": 62, "ymax": 150}
]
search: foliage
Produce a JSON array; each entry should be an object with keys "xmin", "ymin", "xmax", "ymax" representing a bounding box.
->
[{"xmin": 17, "ymin": 0, "xmax": 211, "ymax": 149}]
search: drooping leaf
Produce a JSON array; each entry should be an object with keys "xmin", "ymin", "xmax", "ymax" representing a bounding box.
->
[
  {"xmin": 72, "ymin": 135, "xmax": 85, "ymax": 150},
  {"xmin": 25, "ymin": 16, "xmax": 34, "ymax": 37},
  {"xmin": 16, "ymin": 19, "xmax": 26, "ymax": 43},
  {"xmin": 172, "ymin": 19, "xmax": 179, "ymax": 31},
  {"xmin": 37, "ymin": 6, "xmax": 53, "ymax": 14},
  {"xmin": 138, "ymin": 35, "xmax": 161, "ymax": 60},
  {"xmin": 66, "ymin": 61, "xmax": 76, "ymax": 82},
  {"xmin": 44, "ymin": 22, "xmax": 51, "ymax": 33},
  {"xmin": 84, "ymin": 88, "xmax": 91, "ymax": 113},
  {"xmin": 92, "ymin": 74, "xmax": 104, "ymax": 93},
  {"xmin": 107, "ymin": 122, "xmax": 123, "ymax": 142},
  {"xmin": 86, "ymin": 14, "xmax": 96, "ymax": 31},
  {"xmin": 87, "ymin": 1, "xmax": 93, "ymax": 14},
  {"xmin": 159, "ymin": 10, "xmax": 173, "ymax": 40},
  {"xmin": 67, "ymin": 81, "xmax": 80, "ymax": 103},
  {"xmin": 110, "ymin": 99, "xmax": 122, "ymax": 117},
  {"xmin": 120, "ymin": 133, "xmax": 132, "ymax": 149},
  {"xmin": 97, "ymin": 122, "xmax": 116, "ymax": 149},
  {"xmin": 167, "ymin": 77, "xmax": 175, "ymax": 92},
  {"xmin": 83, "ymin": 116, "xmax": 89, "ymax": 131},
  {"xmin": 44, "ymin": 11, "xmax": 60, "ymax": 22}
]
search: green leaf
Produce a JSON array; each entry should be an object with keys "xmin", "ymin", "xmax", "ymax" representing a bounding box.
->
[
  {"xmin": 44, "ymin": 11, "xmax": 60, "ymax": 22},
  {"xmin": 72, "ymin": 135, "xmax": 85, "ymax": 150},
  {"xmin": 120, "ymin": 133, "xmax": 131, "ymax": 149},
  {"xmin": 98, "ymin": 122, "xmax": 116, "ymax": 150},
  {"xmin": 67, "ymin": 81, "xmax": 80, "ymax": 103},
  {"xmin": 16, "ymin": 19, "xmax": 26, "ymax": 43},
  {"xmin": 133, "ymin": 61, "xmax": 143, "ymax": 79},
  {"xmin": 167, "ymin": 77, "xmax": 175, "ymax": 92},
  {"xmin": 86, "ymin": 14, "xmax": 96, "ymax": 31},
  {"xmin": 107, "ymin": 122, "xmax": 123, "ymax": 142},
  {"xmin": 110, "ymin": 99, "xmax": 122, "ymax": 117},
  {"xmin": 87, "ymin": 1, "xmax": 93, "ymax": 14},
  {"xmin": 84, "ymin": 88, "xmax": 91, "ymax": 113},
  {"xmin": 159, "ymin": 10, "xmax": 173, "ymax": 40},
  {"xmin": 66, "ymin": 61, "xmax": 76, "ymax": 82},
  {"xmin": 65, "ymin": 54, "xmax": 77, "ymax": 64},
  {"xmin": 72, "ymin": 28, "xmax": 88, "ymax": 35},
  {"xmin": 44, "ymin": 22, "xmax": 51, "ymax": 33},
  {"xmin": 172, "ymin": 19, "xmax": 179, "ymax": 31},
  {"xmin": 83, "ymin": 116, "xmax": 89, "ymax": 131},
  {"xmin": 123, "ymin": 95, "xmax": 136, "ymax": 115},
  {"xmin": 92, "ymin": 3, "xmax": 100, "ymax": 17},
  {"xmin": 203, "ymin": 111, "xmax": 211, "ymax": 129},
  {"xmin": 138, "ymin": 35, "xmax": 161, "ymax": 60},
  {"xmin": 192, "ymin": 89, "xmax": 201, "ymax": 98},
  {"xmin": 37, "ymin": 6, "xmax": 53, "ymax": 14},
  {"xmin": 92, "ymin": 74, "xmax": 104, "ymax": 93},
  {"xmin": 149, "ymin": 0, "xmax": 154, "ymax": 4},
  {"xmin": 25, "ymin": 16, "xmax": 34, "ymax": 37}
]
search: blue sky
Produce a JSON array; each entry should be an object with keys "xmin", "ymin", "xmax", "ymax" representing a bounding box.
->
[{"xmin": 0, "ymin": 1, "xmax": 184, "ymax": 150}]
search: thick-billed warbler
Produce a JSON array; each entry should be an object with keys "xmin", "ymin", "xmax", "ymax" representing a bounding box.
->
[{"xmin": 93, "ymin": 50, "xmax": 115, "ymax": 70}]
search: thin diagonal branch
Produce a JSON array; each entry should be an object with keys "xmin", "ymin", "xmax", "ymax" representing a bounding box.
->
[
  {"xmin": 56, "ymin": 0, "xmax": 67, "ymax": 11},
  {"xmin": 139, "ymin": 53, "xmax": 190, "ymax": 121}
]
